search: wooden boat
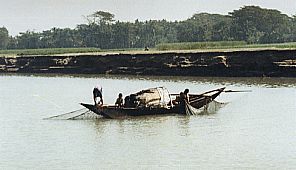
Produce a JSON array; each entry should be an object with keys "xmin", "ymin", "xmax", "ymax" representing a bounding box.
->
[{"xmin": 81, "ymin": 87, "xmax": 225, "ymax": 119}]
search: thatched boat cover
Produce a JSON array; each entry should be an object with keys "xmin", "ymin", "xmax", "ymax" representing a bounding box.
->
[{"xmin": 134, "ymin": 87, "xmax": 171, "ymax": 107}]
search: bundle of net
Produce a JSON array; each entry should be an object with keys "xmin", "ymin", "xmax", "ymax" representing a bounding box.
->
[{"xmin": 185, "ymin": 100, "xmax": 228, "ymax": 116}]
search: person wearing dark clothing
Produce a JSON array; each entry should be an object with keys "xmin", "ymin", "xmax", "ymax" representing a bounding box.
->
[
  {"xmin": 115, "ymin": 93, "xmax": 124, "ymax": 108},
  {"xmin": 179, "ymin": 92, "xmax": 187, "ymax": 114},
  {"xmin": 124, "ymin": 96, "xmax": 130, "ymax": 107},
  {"xmin": 184, "ymin": 88, "xmax": 190, "ymax": 102},
  {"xmin": 93, "ymin": 86, "xmax": 103, "ymax": 106}
]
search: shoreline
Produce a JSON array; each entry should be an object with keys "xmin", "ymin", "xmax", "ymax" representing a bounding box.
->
[{"xmin": 1, "ymin": 49, "xmax": 296, "ymax": 77}]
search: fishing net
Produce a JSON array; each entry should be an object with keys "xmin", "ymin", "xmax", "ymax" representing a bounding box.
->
[
  {"xmin": 185, "ymin": 100, "xmax": 227, "ymax": 116},
  {"xmin": 44, "ymin": 108, "xmax": 102, "ymax": 120}
]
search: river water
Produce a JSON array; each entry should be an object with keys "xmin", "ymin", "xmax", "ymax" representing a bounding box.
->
[{"xmin": 0, "ymin": 74, "xmax": 295, "ymax": 169}]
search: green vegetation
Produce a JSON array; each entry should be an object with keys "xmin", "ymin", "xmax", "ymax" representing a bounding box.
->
[
  {"xmin": 0, "ymin": 6, "xmax": 296, "ymax": 51},
  {"xmin": 156, "ymin": 41, "xmax": 247, "ymax": 50},
  {"xmin": 0, "ymin": 27, "xmax": 9, "ymax": 49},
  {"xmin": 242, "ymin": 42, "xmax": 296, "ymax": 49},
  {"xmin": 2, "ymin": 41, "xmax": 296, "ymax": 57},
  {"xmin": 156, "ymin": 41, "xmax": 296, "ymax": 50},
  {"xmin": 0, "ymin": 48, "xmax": 102, "ymax": 56}
]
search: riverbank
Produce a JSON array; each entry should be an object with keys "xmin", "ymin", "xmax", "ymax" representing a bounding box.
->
[{"xmin": 1, "ymin": 49, "xmax": 296, "ymax": 77}]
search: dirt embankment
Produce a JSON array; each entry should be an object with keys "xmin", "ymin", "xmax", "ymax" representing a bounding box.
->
[{"xmin": 0, "ymin": 49, "xmax": 296, "ymax": 77}]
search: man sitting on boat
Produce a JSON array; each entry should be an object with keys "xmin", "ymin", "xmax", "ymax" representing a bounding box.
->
[
  {"xmin": 93, "ymin": 85, "xmax": 103, "ymax": 106},
  {"xmin": 115, "ymin": 93, "xmax": 124, "ymax": 108},
  {"xmin": 172, "ymin": 89, "xmax": 190, "ymax": 105}
]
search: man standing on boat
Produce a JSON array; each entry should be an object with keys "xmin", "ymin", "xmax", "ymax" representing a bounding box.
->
[
  {"xmin": 93, "ymin": 85, "xmax": 103, "ymax": 106},
  {"xmin": 178, "ymin": 89, "xmax": 190, "ymax": 114},
  {"xmin": 179, "ymin": 92, "xmax": 187, "ymax": 114}
]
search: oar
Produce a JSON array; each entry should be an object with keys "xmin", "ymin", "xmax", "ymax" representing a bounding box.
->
[
  {"xmin": 223, "ymin": 90, "xmax": 252, "ymax": 93},
  {"xmin": 171, "ymin": 88, "xmax": 251, "ymax": 97}
]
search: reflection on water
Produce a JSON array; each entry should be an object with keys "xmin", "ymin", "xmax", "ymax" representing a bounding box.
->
[
  {"xmin": 0, "ymin": 74, "xmax": 296, "ymax": 169},
  {"xmin": 90, "ymin": 115, "xmax": 194, "ymax": 138}
]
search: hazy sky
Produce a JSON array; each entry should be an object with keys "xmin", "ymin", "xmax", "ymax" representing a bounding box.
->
[{"xmin": 1, "ymin": 0, "xmax": 295, "ymax": 36}]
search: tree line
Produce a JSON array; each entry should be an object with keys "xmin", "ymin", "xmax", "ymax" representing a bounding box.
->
[{"xmin": 0, "ymin": 6, "xmax": 295, "ymax": 50}]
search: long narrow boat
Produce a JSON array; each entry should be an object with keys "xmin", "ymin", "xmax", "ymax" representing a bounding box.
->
[{"xmin": 81, "ymin": 87, "xmax": 225, "ymax": 119}]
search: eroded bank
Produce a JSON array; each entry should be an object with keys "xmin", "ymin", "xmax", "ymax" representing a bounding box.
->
[{"xmin": 1, "ymin": 49, "xmax": 296, "ymax": 77}]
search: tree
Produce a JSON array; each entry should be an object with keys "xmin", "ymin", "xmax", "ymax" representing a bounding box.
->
[
  {"xmin": 175, "ymin": 13, "xmax": 231, "ymax": 42},
  {"xmin": 229, "ymin": 6, "xmax": 291, "ymax": 43},
  {"xmin": 87, "ymin": 11, "xmax": 115, "ymax": 25},
  {"xmin": 5, "ymin": 7, "xmax": 296, "ymax": 50},
  {"xmin": 0, "ymin": 27, "xmax": 9, "ymax": 49},
  {"xmin": 17, "ymin": 31, "xmax": 41, "ymax": 49},
  {"xmin": 189, "ymin": 13, "xmax": 229, "ymax": 41},
  {"xmin": 211, "ymin": 16, "xmax": 232, "ymax": 41},
  {"xmin": 7, "ymin": 36, "xmax": 18, "ymax": 49},
  {"xmin": 292, "ymin": 16, "xmax": 296, "ymax": 41}
]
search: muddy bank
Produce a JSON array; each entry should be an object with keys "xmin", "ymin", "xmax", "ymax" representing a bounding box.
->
[{"xmin": 0, "ymin": 49, "xmax": 296, "ymax": 77}]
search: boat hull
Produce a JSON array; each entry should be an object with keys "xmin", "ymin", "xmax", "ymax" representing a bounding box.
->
[{"xmin": 80, "ymin": 103, "xmax": 178, "ymax": 119}]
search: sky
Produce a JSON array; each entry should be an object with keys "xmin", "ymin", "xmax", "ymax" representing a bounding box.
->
[{"xmin": 0, "ymin": 0, "xmax": 295, "ymax": 36}]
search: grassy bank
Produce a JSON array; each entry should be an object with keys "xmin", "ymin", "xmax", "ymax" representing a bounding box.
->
[
  {"xmin": 1, "ymin": 42, "xmax": 296, "ymax": 57},
  {"xmin": 0, "ymin": 47, "xmax": 148, "ymax": 56},
  {"xmin": 156, "ymin": 41, "xmax": 246, "ymax": 50},
  {"xmin": 156, "ymin": 41, "xmax": 296, "ymax": 50},
  {"xmin": 0, "ymin": 48, "xmax": 102, "ymax": 56}
]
